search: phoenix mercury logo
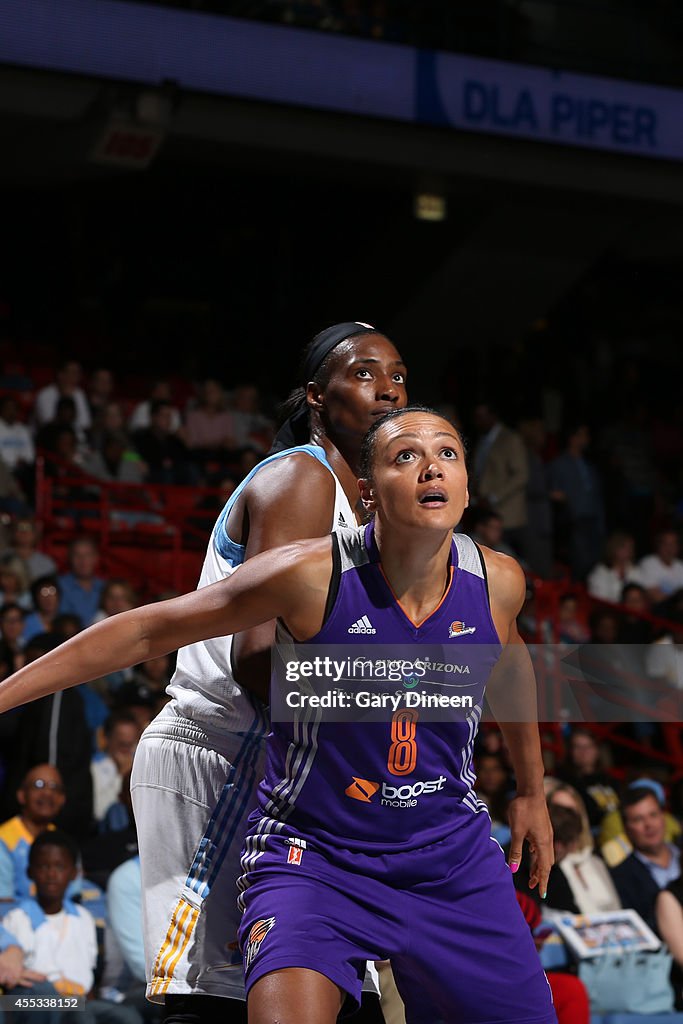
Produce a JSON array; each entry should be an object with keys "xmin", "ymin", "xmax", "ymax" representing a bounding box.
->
[
  {"xmin": 448, "ymin": 620, "xmax": 476, "ymax": 638},
  {"xmin": 244, "ymin": 917, "xmax": 276, "ymax": 970}
]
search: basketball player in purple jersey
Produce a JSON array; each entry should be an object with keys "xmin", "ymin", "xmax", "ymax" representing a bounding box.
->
[{"xmin": 0, "ymin": 407, "xmax": 556, "ymax": 1024}]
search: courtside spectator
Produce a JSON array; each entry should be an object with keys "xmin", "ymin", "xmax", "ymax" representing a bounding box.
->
[
  {"xmin": 32, "ymin": 359, "xmax": 91, "ymax": 443},
  {"xmin": 517, "ymin": 414, "xmax": 554, "ymax": 579},
  {"xmin": 556, "ymin": 727, "xmax": 620, "ymax": 832},
  {"xmin": 91, "ymin": 712, "xmax": 141, "ymax": 826},
  {"xmin": 466, "ymin": 508, "xmax": 519, "ymax": 559},
  {"xmin": 0, "ymin": 395, "xmax": 35, "ymax": 494},
  {"xmin": 0, "ymin": 764, "xmax": 72, "ymax": 909},
  {"xmin": 470, "ymin": 398, "xmax": 529, "ymax": 554},
  {"xmin": 545, "ymin": 803, "xmax": 621, "ymax": 914},
  {"xmin": 638, "ymin": 528, "xmax": 683, "ymax": 605},
  {"xmin": 1, "ymin": 830, "xmax": 135, "ymax": 1024},
  {"xmin": 5, "ymin": 634, "xmax": 94, "ymax": 841},
  {"xmin": 181, "ymin": 377, "xmax": 237, "ymax": 476},
  {"xmin": 229, "ymin": 383, "xmax": 275, "ymax": 454},
  {"xmin": 600, "ymin": 777, "xmax": 681, "ymax": 868},
  {"xmin": 548, "ymin": 422, "xmax": 605, "ymax": 582},
  {"xmin": 610, "ymin": 785, "xmax": 681, "ymax": 933},
  {"xmin": 127, "ymin": 379, "xmax": 182, "ymax": 435},
  {"xmin": 0, "ymin": 556, "xmax": 31, "ymax": 611},
  {"xmin": 85, "ymin": 368, "xmax": 116, "ymax": 425},
  {"xmin": 587, "ymin": 530, "xmax": 645, "ymax": 604},
  {"xmin": 22, "ymin": 577, "xmax": 61, "ymax": 645},
  {"xmin": 91, "ymin": 580, "xmax": 139, "ymax": 626},
  {"xmin": 618, "ymin": 582, "xmax": 655, "ymax": 644},
  {"xmin": 131, "ymin": 400, "xmax": 196, "ymax": 486},
  {"xmin": 4, "ymin": 518, "xmax": 57, "ymax": 585},
  {"xmin": 57, "ymin": 536, "xmax": 106, "ymax": 627},
  {"xmin": 0, "ymin": 603, "xmax": 27, "ymax": 674}
]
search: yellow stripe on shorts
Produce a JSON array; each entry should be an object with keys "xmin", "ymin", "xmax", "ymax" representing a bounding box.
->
[{"xmin": 151, "ymin": 897, "xmax": 200, "ymax": 996}]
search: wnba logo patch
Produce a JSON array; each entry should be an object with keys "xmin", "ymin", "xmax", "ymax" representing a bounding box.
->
[
  {"xmin": 448, "ymin": 620, "xmax": 476, "ymax": 638},
  {"xmin": 345, "ymin": 777, "xmax": 379, "ymax": 803},
  {"xmin": 244, "ymin": 917, "xmax": 275, "ymax": 970}
]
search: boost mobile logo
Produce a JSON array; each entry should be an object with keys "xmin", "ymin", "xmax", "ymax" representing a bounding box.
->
[
  {"xmin": 345, "ymin": 776, "xmax": 447, "ymax": 807},
  {"xmin": 244, "ymin": 917, "xmax": 275, "ymax": 970}
]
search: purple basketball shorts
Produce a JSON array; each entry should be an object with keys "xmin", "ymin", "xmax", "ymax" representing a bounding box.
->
[{"xmin": 238, "ymin": 812, "xmax": 556, "ymax": 1023}]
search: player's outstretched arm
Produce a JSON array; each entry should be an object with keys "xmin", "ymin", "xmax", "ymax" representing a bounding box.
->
[
  {"xmin": 0, "ymin": 539, "xmax": 332, "ymax": 715},
  {"xmin": 483, "ymin": 548, "xmax": 553, "ymax": 899}
]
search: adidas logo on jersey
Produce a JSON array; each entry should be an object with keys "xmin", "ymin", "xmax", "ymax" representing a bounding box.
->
[{"xmin": 348, "ymin": 615, "xmax": 376, "ymax": 634}]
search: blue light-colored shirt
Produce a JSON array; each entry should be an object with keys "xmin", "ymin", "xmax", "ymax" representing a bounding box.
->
[
  {"xmin": 106, "ymin": 856, "xmax": 144, "ymax": 982},
  {"xmin": 634, "ymin": 843, "xmax": 681, "ymax": 890}
]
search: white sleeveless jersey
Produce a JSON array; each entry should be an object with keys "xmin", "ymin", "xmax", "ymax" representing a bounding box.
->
[{"xmin": 167, "ymin": 444, "xmax": 357, "ymax": 733}]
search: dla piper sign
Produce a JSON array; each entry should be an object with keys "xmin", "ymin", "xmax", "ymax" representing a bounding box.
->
[{"xmin": 419, "ymin": 51, "xmax": 682, "ymax": 160}]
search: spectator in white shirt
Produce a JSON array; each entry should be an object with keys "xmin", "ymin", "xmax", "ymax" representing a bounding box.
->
[
  {"xmin": 0, "ymin": 395, "xmax": 35, "ymax": 478},
  {"xmin": 638, "ymin": 529, "xmax": 683, "ymax": 606},
  {"xmin": 91, "ymin": 711, "xmax": 141, "ymax": 825},
  {"xmin": 587, "ymin": 530, "xmax": 645, "ymax": 604},
  {"xmin": 32, "ymin": 360, "xmax": 92, "ymax": 443},
  {"xmin": 127, "ymin": 378, "xmax": 182, "ymax": 435}
]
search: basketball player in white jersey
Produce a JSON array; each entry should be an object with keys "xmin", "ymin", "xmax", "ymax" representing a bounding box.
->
[{"xmin": 129, "ymin": 323, "xmax": 408, "ymax": 1023}]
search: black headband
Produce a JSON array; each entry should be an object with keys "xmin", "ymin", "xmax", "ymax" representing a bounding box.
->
[
  {"xmin": 269, "ymin": 321, "xmax": 381, "ymax": 454},
  {"xmin": 301, "ymin": 321, "xmax": 379, "ymax": 380}
]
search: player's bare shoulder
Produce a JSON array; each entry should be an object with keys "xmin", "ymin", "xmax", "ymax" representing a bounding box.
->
[
  {"xmin": 232, "ymin": 450, "xmax": 337, "ymax": 548},
  {"xmin": 247, "ymin": 450, "xmax": 335, "ymax": 508},
  {"xmin": 478, "ymin": 545, "xmax": 527, "ymax": 619}
]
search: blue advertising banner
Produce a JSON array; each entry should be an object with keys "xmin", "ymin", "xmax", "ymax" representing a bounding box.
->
[{"xmin": 1, "ymin": 0, "xmax": 681, "ymax": 162}]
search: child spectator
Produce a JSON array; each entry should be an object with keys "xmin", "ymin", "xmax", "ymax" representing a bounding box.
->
[
  {"xmin": 0, "ymin": 919, "xmax": 55, "ymax": 1005},
  {"xmin": 1, "ymin": 830, "xmax": 98, "ymax": 1018}
]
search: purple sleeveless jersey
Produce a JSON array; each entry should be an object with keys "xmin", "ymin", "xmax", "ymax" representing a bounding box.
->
[
  {"xmin": 250, "ymin": 522, "xmax": 502, "ymax": 859},
  {"xmin": 238, "ymin": 525, "xmax": 556, "ymax": 1023}
]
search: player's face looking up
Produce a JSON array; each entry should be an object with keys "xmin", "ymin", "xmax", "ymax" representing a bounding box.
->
[
  {"xmin": 359, "ymin": 409, "xmax": 469, "ymax": 533},
  {"xmin": 307, "ymin": 333, "xmax": 408, "ymax": 441}
]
